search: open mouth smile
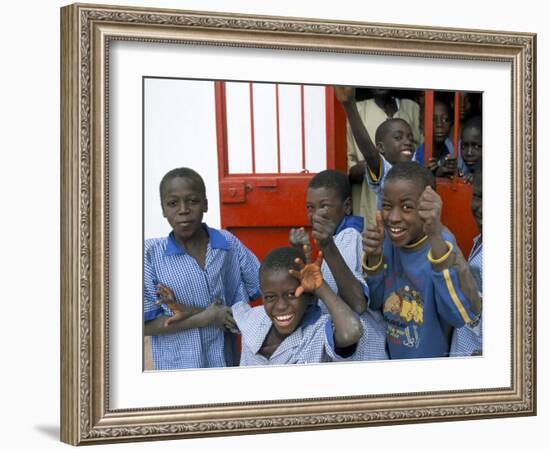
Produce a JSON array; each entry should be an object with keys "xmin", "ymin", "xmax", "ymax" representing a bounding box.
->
[
  {"xmin": 273, "ymin": 313, "xmax": 295, "ymax": 328},
  {"xmin": 388, "ymin": 226, "xmax": 407, "ymax": 240}
]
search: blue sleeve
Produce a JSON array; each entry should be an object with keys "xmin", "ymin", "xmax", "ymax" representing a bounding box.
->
[
  {"xmin": 365, "ymin": 269, "xmax": 385, "ymax": 312},
  {"xmin": 432, "ymin": 263, "xmax": 479, "ymax": 328},
  {"xmin": 143, "ymin": 242, "xmax": 163, "ymax": 322},
  {"xmin": 364, "ymin": 235, "xmax": 392, "ymax": 312},
  {"xmin": 351, "ymin": 311, "xmax": 388, "ymax": 361},
  {"xmin": 229, "ymin": 233, "xmax": 261, "ymax": 302},
  {"xmin": 413, "ymin": 144, "xmax": 424, "ymax": 164},
  {"xmin": 323, "ymin": 318, "xmax": 358, "ymax": 361}
]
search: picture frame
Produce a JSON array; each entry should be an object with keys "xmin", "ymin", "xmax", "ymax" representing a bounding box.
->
[{"xmin": 60, "ymin": 2, "xmax": 536, "ymax": 445}]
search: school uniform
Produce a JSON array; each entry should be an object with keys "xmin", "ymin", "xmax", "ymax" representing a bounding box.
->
[
  {"xmin": 144, "ymin": 225, "xmax": 260, "ymax": 370},
  {"xmin": 320, "ymin": 215, "xmax": 369, "ymax": 308},
  {"xmin": 450, "ymin": 235, "xmax": 483, "ymax": 356},
  {"xmin": 320, "ymin": 215, "xmax": 389, "ymax": 361},
  {"xmin": 413, "ymin": 137, "xmax": 467, "ymax": 174},
  {"xmin": 233, "ymin": 301, "xmax": 371, "ymax": 365}
]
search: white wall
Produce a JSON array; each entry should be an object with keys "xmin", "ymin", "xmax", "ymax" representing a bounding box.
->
[
  {"xmin": 143, "ymin": 78, "xmax": 221, "ymax": 237},
  {"xmin": 143, "ymin": 79, "xmax": 326, "ymax": 239},
  {"xmin": 1, "ymin": 1, "xmax": 547, "ymax": 449}
]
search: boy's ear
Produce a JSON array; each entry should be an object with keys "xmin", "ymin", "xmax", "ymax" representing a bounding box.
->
[
  {"xmin": 203, "ymin": 198, "xmax": 209, "ymax": 213},
  {"xmin": 343, "ymin": 196, "xmax": 352, "ymax": 215},
  {"xmin": 376, "ymin": 142, "xmax": 385, "ymax": 155}
]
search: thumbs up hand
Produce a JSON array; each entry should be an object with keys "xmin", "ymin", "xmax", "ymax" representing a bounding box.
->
[{"xmin": 362, "ymin": 210, "xmax": 385, "ymax": 261}]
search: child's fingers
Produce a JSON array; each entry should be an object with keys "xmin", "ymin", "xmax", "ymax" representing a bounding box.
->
[
  {"xmin": 375, "ymin": 210, "xmax": 384, "ymax": 232},
  {"xmin": 164, "ymin": 314, "xmax": 181, "ymax": 327},
  {"xmin": 302, "ymin": 244, "xmax": 313, "ymax": 264},
  {"xmin": 155, "ymin": 298, "xmax": 177, "ymax": 309},
  {"xmin": 315, "ymin": 250, "xmax": 324, "ymax": 267},
  {"xmin": 224, "ymin": 314, "xmax": 237, "ymax": 330},
  {"xmin": 294, "ymin": 285, "xmax": 305, "ymax": 298},
  {"xmin": 288, "ymin": 268, "xmax": 301, "ymax": 281}
]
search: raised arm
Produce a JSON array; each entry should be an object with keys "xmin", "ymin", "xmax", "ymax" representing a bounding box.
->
[
  {"xmin": 311, "ymin": 209, "xmax": 367, "ymax": 314},
  {"xmin": 334, "ymin": 86, "xmax": 382, "ymax": 178},
  {"xmin": 290, "ymin": 251, "xmax": 363, "ymax": 348},
  {"xmin": 418, "ymin": 186, "xmax": 482, "ymax": 318}
]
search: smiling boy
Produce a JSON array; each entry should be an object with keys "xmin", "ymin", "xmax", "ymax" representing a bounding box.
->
[
  {"xmin": 362, "ymin": 162, "xmax": 481, "ymax": 359},
  {"xmin": 334, "ymin": 86, "xmax": 417, "ymax": 212},
  {"xmin": 232, "ymin": 246, "xmax": 366, "ymax": 365},
  {"xmin": 143, "ymin": 167, "xmax": 260, "ymax": 370},
  {"xmin": 290, "ymin": 170, "xmax": 368, "ymax": 316}
]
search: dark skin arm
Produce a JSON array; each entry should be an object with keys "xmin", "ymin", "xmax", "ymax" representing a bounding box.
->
[
  {"xmin": 144, "ymin": 284, "xmax": 238, "ymax": 336},
  {"xmin": 429, "ymin": 155, "xmax": 458, "ymax": 178},
  {"xmin": 311, "ymin": 208, "xmax": 367, "ymax": 314},
  {"xmin": 335, "ymin": 86, "xmax": 382, "ymax": 179},
  {"xmin": 362, "ymin": 210, "xmax": 385, "ymax": 271},
  {"xmin": 417, "ymin": 186, "xmax": 449, "ymax": 260},
  {"xmin": 348, "ymin": 160, "xmax": 367, "ymax": 184},
  {"xmin": 290, "ymin": 250, "xmax": 363, "ymax": 348}
]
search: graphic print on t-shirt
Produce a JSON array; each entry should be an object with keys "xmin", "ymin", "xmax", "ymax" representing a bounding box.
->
[{"xmin": 383, "ymin": 285, "xmax": 424, "ymax": 349}]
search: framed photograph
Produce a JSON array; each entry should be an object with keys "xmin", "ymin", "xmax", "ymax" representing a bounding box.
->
[{"xmin": 60, "ymin": 3, "xmax": 536, "ymax": 445}]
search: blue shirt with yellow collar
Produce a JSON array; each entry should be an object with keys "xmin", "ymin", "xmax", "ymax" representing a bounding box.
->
[{"xmin": 365, "ymin": 229, "xmax": 479, "ymax": 359}]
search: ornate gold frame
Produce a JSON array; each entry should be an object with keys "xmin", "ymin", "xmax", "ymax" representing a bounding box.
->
[{"xmin": 60, "ymin": 3, "xmax": 536, "ymax": 445}]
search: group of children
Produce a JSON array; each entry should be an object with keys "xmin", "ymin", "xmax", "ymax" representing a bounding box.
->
[{"xmin": 144, "ymin": 86, "xmax": 483, "ymax": 370}]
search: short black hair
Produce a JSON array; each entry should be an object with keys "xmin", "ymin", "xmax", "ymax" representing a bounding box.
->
[
  {"xmin": 159, "ymin": 167, "xmax": 206, "ymax": 201},
  {"xmin": 434, "ymin": 98, "xmax": 452, "ymax": 117},
  {"xmin": 462, "ymin": 115, "xmax": 482, "ymax": 135},
  {"xmin": 375, "ymin": 118, "xmax": 411, "ymax": 144},
  {"xmin": 385, "ymin": 161, "xmax": 436, "ymax": 193},
  {"xmin": 308, "ymin": 169, "xmax": 351, "ymax": 203},
  {"xmin": 259, "ymin": 247, "xmax": 305, "ymax": 280}
]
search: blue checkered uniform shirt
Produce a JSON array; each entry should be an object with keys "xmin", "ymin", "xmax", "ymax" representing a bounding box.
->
[
  {"xmin": 450, "ymin": 236, "xmax": 483, "ymax": 356},
  {"xmin": 319, "ymin": 216, "xmax": 388, "ymax": 360},
  {"xmin": 234, "ymin": 302, "xmax": 354, "ymax": 365},
  {"xmin": 144, "ymin": 225, "xmax": 260, "ymax": 370}
]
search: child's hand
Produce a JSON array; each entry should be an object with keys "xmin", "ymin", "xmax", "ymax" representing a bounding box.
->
[
  {"xmin": 438, "ymin": 155, "xmax": 458, "ymax": 177},
  {"xmin": 334, "ymin": 86, "xmax": 356, "ymax": 104},
  {"xmin": 289, "ymin": 249, "xmax": 324, "ymax": 297},
  {"xmin": 205, "ymin": 299, "xmax": 239, "ymax": 333},
  {"xmin": 289, "ymin": 227, "xmax": 311, "ymax": 250},
  {"xmin": 427, "ymin": 157, "xmax": 439, "ymax": 173},
  {"xmin": 462, "ymin": 173, "xmax": 474, "ymax": 184},
  {"xmin": 362, "ymin": 210, "xmax": 384, "ymax": 258},
  {"xmin": 156, "ymin": 283, "xmax": 175, "ymax": 302},
  {"xmin": 311, "ymin": 208, "xmax": 337, "ymax": 249},
  {"xmin": 418, "ymin": 186, "xmax": 443, "ymax": 238},
  {"xmin": 155, "ymin": 294, "xmax": 189, "ymax": 326}
]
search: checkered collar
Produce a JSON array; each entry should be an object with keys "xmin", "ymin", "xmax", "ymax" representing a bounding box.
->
[
  {"xmin": 250, "ymin": 302, "xmax": 322, "ymax": 356},
  {"xmin": 334, "ymin": 215, "xmax": 364, "ymax": 235},
  {"xmin": 165, "ymin": 224, "xmax": 230, "ymax": 256}
]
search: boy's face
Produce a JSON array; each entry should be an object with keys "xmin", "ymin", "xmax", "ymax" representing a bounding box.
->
[
  {"xmin": 261, "ymin": 269, "xmax": 310, "ymax": 337},
  {"xmin": 377, "ymin": 121, "xmax": 415, "ymax": 165},
  {"xmin": 306, "ymin": 187, "xmax": 350, "ymax": 227},
  {"xmin": 471, "ymin": 177, "xmax": 482, "ymax": 233},
  {"xmin": 381, "ymin": 178, "xmax": 425, "ymax": 247},
  {"xmin": 458, "ymin": 93, "xmax": 472, "ymax": 121},
  {"xmin": 433, "ymin": 102, "xmax": 452, "ymax": 144},
  {"xmin": 161, "ymin": 176, "xmax": 208, "ymax": 242},
  {"xmin": 461, "ymin": 127, "xmax": 482, "ymax": 169}
]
